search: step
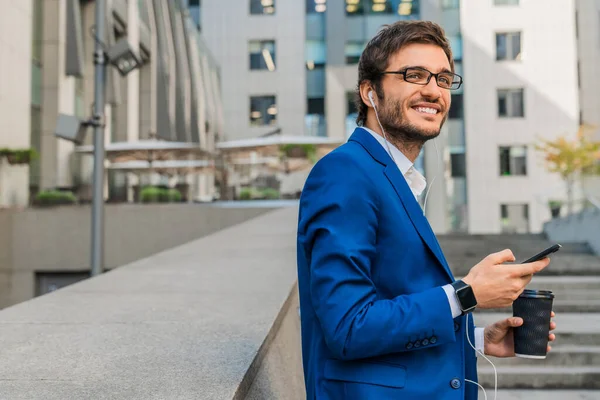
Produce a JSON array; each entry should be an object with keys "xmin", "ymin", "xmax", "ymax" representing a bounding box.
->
[
  {"xmin": 477, "ymin": 345, "xmax": 600, "ymax": 366},
  {"xmin": 477, "ymin": 366, "xmax": 600, "ymax": 389},
  {"xmin": 455, "ymin": 276, "xmax": 600, "ymax": 292},
  {"xmin": 479, "ymin": 389, "xmax": 600, "ymax": 400},
  {"xmin": 472, "ymin": 313, "xmax": 600, "ymax": 346},
  {"xmin": 447, "ymin": 254, "xmax": 600, "ymax": 276},
  {"xmin": 474, "ymin": 300, "xmax": 600, "ymax": 313}
]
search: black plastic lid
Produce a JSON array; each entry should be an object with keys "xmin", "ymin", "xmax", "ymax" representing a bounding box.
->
[{"xmin": 520, "ymin": 289, "xmax": 555, "ymax": 299}]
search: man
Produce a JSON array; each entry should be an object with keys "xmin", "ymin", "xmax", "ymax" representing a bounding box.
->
[{"xmin": 296, "ymin": 21, "xmax": 556, "ymax": 399}]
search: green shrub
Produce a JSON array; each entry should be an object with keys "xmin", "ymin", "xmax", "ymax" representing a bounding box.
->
[
  {"xmin": 34, "ymin": 190, "xmax": 77, "ymax": 207},
  {"xmin": 239, "ymin": 188, "xmax": 253, "ymax": 200},
  {"xmin": 261, "ymin": 188, "xmax": 280, "ymax": 199},
  {"xmin": 140, "ymin": 186, "xmax": 182, "ymax": 203},
  {"xmin": 167, "ymin": 188, "xmax": 182, "ymax": 202},
  {"xmin": 238, "ymin": 187, "xmax": 279, "ymax": 200}
]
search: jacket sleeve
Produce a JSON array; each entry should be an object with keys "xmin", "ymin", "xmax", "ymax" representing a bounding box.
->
[{"xmin": 298, "ymin": 151, "xmax": 456, "ymax": 361}]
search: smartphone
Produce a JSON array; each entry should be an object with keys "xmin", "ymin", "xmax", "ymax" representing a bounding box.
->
[{"xmin": 521, "ymin": 243, "xmax": 562, "ymax": 263}]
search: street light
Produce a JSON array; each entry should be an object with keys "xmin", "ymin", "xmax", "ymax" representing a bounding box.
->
[
  {"xmin": 107, "ymin": 37, "xmax": 144, "ymax": 76},
  {"xmin": 54, "ymin": 0, "xmax": 144, "ymax": 277}
]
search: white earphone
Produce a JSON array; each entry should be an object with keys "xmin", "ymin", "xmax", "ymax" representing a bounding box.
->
[{"xmin": 368, "ymin": 90, "xmax": 375, "ymax": 107}]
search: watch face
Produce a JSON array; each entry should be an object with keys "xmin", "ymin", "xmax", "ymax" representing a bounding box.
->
[{"xmin": 457, "ymin": 286, "xmax": 477, "ymax": 311}]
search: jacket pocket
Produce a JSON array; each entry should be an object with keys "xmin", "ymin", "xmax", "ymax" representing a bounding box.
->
[{"xmin": 324, "ymin": 359, "xmax": 406, "ymax": 389}]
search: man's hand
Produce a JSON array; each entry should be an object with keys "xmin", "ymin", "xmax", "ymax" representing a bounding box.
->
[
  {"xmin": 462, "ymin": 249, "xmax": 551, "ymax": 309},
  {"xmin": 483, "ymin": 311, "xmax": 557, "ymax": 357}
]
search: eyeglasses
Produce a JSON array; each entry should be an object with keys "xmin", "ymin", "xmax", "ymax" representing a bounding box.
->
[{"xmin": 381, "ymin": 67, "xmax": 463, "ymax": 90}]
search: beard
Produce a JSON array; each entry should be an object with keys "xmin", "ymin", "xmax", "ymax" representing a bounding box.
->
[{"xmin": 378, "ymin": 96, "xmax": 446, "ymax": 146}]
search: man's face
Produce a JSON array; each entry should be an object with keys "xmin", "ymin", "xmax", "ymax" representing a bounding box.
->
[{"xmin": 376, "ymin": 43, "xmax": 452, "ymax": 144}]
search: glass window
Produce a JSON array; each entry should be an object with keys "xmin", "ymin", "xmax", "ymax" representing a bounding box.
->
[
  {"xmin": 449, "ymin": 94, "xmax": 463, "ymax": 119},
  {"xmin": 249, "ymin": 40, "xmax": 276, "ymax": 71},
  {"xmin": 449, "ymin": 36, "xmax": 462, "ymax": 61},
  {"xmin": 307, "ymin": 0, "xmax": 327, "ymax": 13},
  {"xmin": 32, "ymin": 0, "xmax": 44, "ymax": 63},
  {"xmin": 499, "ymin": 146, "xmax": 527, "ymax": 176},
  {"xmin": 346, "ymin": 92, "xmax": 359, "ymax": 139},
  {"xmin": 500, "ymin": 204, "xmax": 529, "ymax": 233},
  {"xmin": 441, "ymin": 0, "xmax": 459, "ymax": 9},
  {"xmin": 306, "ymin": 40, "xmax": 326, "ymax": 66},
  {"xmin": 497, "ymin": 88, "xmax": 524, "ymax": 118},
  {"xmin": 250, "ymin": 96, "xmax": 277, "ymax": 126},
  {"xmin": 307, "ymin": 97, "xmax": 325, "ymax": 115},
  {"xmin": 496, "ymin": 32, "xmax": 521, "ymax": 61},
  {"xmin": 31, "ymin": 63, "xmax": 43, "ymax": 107},
  {"xmin": 345, "ymin": 41, "xmax": 365, "ymax": 64},
  {"xmin": 250, "ymin": 0, "xmax": 275, "ymax": 15},
  {"xmin": 494, "ymin": 0, "xmax": 519, "ymax": 5},
  {"xmin": 346, "ymin": 0, "xmax": 419, "ymax": 16},
  {"xmin": 450, "ymin": 152, "xmax": 466, "ymax": 177},
  {"xmin": 346, "ymin": 0, "xmax": 366, "ymax": 15}
]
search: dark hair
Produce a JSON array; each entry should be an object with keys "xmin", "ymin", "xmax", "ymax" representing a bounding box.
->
[{"xmin": 354, "ymin": 20, "xmax": 454, "ymax": 126}]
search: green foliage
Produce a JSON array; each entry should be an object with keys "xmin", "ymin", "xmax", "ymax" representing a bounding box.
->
[
  {"xmin": 33, "ymin": 190, "xmax": 77, "ymax": 207},
  {"xmin": 0, "ymin": 148, "xmax": 38, "ymax": 165},
  {"xmin": 140, "ymin": 186, "xmax": 182, "ymax": 203},
  {"xmin": 238, "ymin": 187, "xmax": 280, "ymax": 200},
  {"xmin": 280, "ymin": 144, "xmax": 318, "ymax": 163}
]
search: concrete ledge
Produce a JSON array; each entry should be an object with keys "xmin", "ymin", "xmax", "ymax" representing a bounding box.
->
[
  {"xmin": 0, "ymin": 207, "xmax": 302, "ymax": 400},
  {"xmin": 0, "ymin": 203, "xmax": 275, "ymax": 308},
  {"xmin": 544, "ymin": 207, "xmax": 600, "ymax": 255}
]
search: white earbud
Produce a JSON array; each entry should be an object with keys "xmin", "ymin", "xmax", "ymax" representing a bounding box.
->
[{"xmin": 368, "ymin": 91, "xmax": 376, "ymax": 108}]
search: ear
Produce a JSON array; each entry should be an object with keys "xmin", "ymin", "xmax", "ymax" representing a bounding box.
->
[{"xmin": 359, "ymin": 83, "xmax": 375, "ymax": 109}]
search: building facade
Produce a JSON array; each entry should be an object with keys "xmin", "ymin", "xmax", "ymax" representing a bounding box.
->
[
  {"xmin": 199, "ymin": 0, "xmax": 588, "ymax": 234},
  {"xmin": 0, "ymin": 1, "xmax": 33, "ymax": 207},
  {"xmin": 0, "ymin": 0, "xmax": 223, "ymax": 207}
]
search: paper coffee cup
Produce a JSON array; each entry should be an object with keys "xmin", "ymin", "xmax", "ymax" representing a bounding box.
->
[{"xmin": 512, "ymin": 289, "xmax": 554, "ymax": 359}]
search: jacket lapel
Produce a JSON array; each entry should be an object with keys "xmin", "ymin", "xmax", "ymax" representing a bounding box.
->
[{"xmin": 349, "ymin": 128, "xmax": 454, "ymax": 281}]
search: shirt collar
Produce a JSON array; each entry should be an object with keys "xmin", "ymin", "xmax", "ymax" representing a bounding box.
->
[{"xmin": 362, "ymin": 127, "xmax": 427, "ymax": 198}]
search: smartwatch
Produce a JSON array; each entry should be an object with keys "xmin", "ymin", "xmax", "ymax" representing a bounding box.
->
[{"xmin": 451, "ymin": 280, "xmax": 477, "ymax": 315}]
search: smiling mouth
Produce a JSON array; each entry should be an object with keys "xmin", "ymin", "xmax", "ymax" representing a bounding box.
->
[{"xmin": 412, "ymin": 106, "xmax": 439, "ymax": 115}]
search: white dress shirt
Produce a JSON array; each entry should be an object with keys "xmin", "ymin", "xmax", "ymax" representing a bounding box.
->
[{"xmin": 363, "ymin": 127, "xmax": 485, "ymax": 354}]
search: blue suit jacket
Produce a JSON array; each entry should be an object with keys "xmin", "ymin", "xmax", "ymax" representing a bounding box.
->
[{"xmin": 297, "ymin": 128, "xmax": 478, "ymax": 399}]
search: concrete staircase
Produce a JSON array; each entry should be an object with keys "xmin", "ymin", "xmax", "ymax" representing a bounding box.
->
[{"xmin": 438, "ymin": 234, "xmax": 600, "ymax": 399}]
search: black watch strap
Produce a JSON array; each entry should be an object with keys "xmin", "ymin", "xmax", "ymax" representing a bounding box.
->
[{"xmin": 451, "ymin": 280, "xmax": 477, "ymax": 315}]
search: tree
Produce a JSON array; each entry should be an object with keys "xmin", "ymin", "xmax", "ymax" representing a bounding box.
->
[{"xmin": 535, "ymin": 124, "xmax": 600, "ymax": 216}]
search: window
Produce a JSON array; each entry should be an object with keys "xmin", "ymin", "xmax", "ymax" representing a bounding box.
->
[
  {"xmin": 307, "ymin": 0, "xmax": 327, "ymax": 13},
  {"xmin": 346, "ymin": 0, "xmax": 366, "ymax": 15},
  {"xmin": 306, "ymin": 97, "xmax": 326, "ymax": 136},
  {"xmin": 249, "ymin": 40, "xmax": 276, "ymax": 71},
  {"xmin": 449, "ymin": 94, "xmax": 463, "ymax": 119},
  {"xmin": 500, "ymin": 204, "xmax": 529, "ymax": 233},
  {"xmin": 450, "ymin": 153, "xmax": 466, "ymax": 177},
  {"xmin": 441, "ymin": 0, "xmax": 459, "ymax": 9},
  {"xmin": 496, "ymin": 32, "xmax": 521, "ymax": 61},
  {"xmin": 307, "ymin": 98, "xmax": 325, "ymax": 115},
  {"xmin": 250, "ymin": 0, "xmax": 275, "ymax": 14},
  {"xmin": 250, "ymin": 96, "xmax": 277, "ymax": 126},
  {"xmin": 345, "ymin": 41, "xmax": 365, "ymax": 64},
  {"xmin": 497, "ymin": 88, "xmax": 524, "ymax": 118},
  {"xmin": 449, "ymin": 36, "xmax": 463, "ymax": 61},
  {"xmin": 499, "ymin": 146, "xmax": 527, "ymax": 176},
  {"xmin": 494, "ymin": 0, "xmax": 519, "ymax": 5},
  {"xmin": 306, "ymin": 40, "xmax": 326, "ymax": 68},
  {"xmin": 346, "ymin": 92, "xmax": 359, "ymax": 139}
]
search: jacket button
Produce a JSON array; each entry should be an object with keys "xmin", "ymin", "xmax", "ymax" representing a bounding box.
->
[
  {"xmin": 413, "ymin": 340, "xmax": 421, "ymax": 348},
  {"xmin": 430, "ymin": 336, "xmax": 437, "ymax": 344},
  {"xmin": 406, "ymin": 342, "xmax": 413, "ymax": 350},
  {"xmin": 454, "ymin": 322, "xmax": 460, "ymax": 332},
  {"xmin": 450, "ymin": 378, "xmax": 461, "ymax": 389},
  {"xmin": 422, "ymin": 338, "xmax": 429, "ymax": 346}
]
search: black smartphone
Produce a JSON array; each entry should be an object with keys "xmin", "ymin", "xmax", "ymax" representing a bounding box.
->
[{"xmin": 521, "ymin": 244, "xmax": 562, "ymax": 263}]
